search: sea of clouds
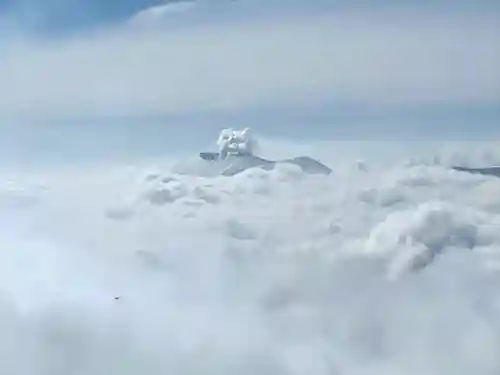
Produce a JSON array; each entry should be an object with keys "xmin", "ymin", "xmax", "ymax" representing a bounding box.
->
[{"xmin": 1, "ymin": 139, "xmax": 499, "ymax": 375}]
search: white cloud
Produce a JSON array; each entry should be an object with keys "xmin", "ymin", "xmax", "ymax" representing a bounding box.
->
[
  {"xmin": 129, "ymin": 0, "xmax": 198, "ymax": 26},
  {"xmin": 0, "ymin": 8, "xmax": 499, "ymax": 119},
  {"xmin": 1, "ymin": 139, "xmax": 500, "ymax": 374}
]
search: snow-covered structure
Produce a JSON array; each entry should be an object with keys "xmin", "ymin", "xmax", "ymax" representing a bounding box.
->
[{"xmin": 216, "ymin": 128, "xmax": 258, "ymax": 160}]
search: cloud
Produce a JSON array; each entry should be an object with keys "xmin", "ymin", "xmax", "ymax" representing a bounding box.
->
[
  {"xmin": 2, "ymin": 138, "xmax": 500, "ymax": 374},
  {"xmin": 129, "ymin": 0, "xmax": 198, "ymax": 26},
  {"xmin": 0, "ymin": 6, "xmax": 499, "ymax": 119}
]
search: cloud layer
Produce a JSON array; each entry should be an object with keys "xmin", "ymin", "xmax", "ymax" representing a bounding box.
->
[
  {"xmin": 0, "ymin": 6, "xmax": 499, "ymax": 119},
  {"xmin": 1, "ymin": 139, "xmax": 500, "ymax": 374}
]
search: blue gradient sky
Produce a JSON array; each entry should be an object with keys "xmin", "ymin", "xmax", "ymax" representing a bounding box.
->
[
  {"xmin": 0, "ymin": 0, "xmax": 160, "ymax": 33},
  {"xmin": 0, "ymin": 0, "xmax": 499, "ymax": 163},
  {"xmin": 1, "ymin": 0, "xmax": 499, "ymax": 34}
]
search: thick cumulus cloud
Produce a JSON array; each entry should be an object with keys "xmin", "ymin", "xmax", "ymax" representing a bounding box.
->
[
  {"xmin": 1, "ymin": 140, "xmax": 500, "ymax": 374},
  {"xmin": 0, "ymin": 4, "xmax": 498, "ymax": 119}
]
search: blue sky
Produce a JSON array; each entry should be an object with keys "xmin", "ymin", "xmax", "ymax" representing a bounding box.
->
[
  {"xmin": 0, "ymin": 0, "xmax": 163, "ymax": 33},
  {"xmin": 1, "ymin": 0, "xmax": 499, "ymax": 35},
  {"xmin": 0, "ymin": 0, "xmax": 499, "ymax": 159}
]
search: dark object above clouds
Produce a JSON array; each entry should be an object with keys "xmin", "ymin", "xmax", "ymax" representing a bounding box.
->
[
  {"xmin": 199, "ymin": 152, "xmax": 332, "ymax": 176},
  {"xmin": 452, "ymin": 166, "xmax": 500, "ymax": 178}
]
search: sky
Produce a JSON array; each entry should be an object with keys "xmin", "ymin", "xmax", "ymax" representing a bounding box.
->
[
  {"xmin": 1, "ymin": 1, "xmax": 499, "ymax": 32},
  {"xmin": 1, "ymin": 6, "xmax": 500, "ymax": 371},
  {"xmin": 0, "ymin": 0, "xmax": 163, "ymax": 32},
  {"xmin": 0, "ymin": 0, "xmax": 499, "ymax": 162}
]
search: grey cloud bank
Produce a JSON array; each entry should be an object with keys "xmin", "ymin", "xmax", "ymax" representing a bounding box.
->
[{"xmin": 0, "ymin": 7, "xmax": 498, "ymax": 120}]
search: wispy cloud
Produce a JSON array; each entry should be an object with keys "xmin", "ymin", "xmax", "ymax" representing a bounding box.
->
[
  {"xmin": 0, "ymin": 5, "xmax": 498, "ymax": 120},
  {"xmin": 130, "ymin": 0, "xmax": 198, "ymax": 25}
]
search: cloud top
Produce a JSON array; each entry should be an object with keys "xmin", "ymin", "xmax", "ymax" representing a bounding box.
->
[{"xmin": 0, "ymin": 7, "xmax": 498, "ymax": 119}]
